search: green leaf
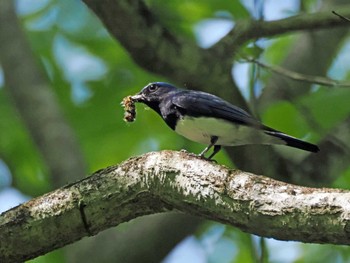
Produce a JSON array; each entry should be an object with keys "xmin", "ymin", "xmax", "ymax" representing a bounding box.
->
[
  {"xmin": 262, "ymin": 101, "xmax": 312, "ymax": 138},
  {"xmin": 299, "ymin": 88, "xmax": 350, "ymax": 136}
]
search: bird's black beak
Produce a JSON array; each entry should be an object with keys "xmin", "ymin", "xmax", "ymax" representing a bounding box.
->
[{"xmin": 130, "ymin": 93, "xmax": 144, "ymax": 103}]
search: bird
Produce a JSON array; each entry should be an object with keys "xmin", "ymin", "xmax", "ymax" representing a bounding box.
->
[{"xmin": 130, "ymin": 82, "xmax": 319, "ymax": 160}]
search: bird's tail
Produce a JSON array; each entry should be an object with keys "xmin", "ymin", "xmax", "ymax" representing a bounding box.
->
[{"xmin": 264, "ymin": 130, "xmax": 319, "ymax": 153}]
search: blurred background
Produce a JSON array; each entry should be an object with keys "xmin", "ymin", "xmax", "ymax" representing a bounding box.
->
[{"xmin": 1, "ymin": 0, "xmax": 350, "ymax": 262}]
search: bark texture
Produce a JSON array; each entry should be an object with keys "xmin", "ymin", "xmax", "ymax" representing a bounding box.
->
[{"xmin": 1, "ymin": 150, "xmax": 350, "ymax": 262}]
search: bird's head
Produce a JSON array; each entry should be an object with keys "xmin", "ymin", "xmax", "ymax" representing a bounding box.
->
[{"xmin": 131, "ymin": 82, "xmax": 178, "ymax": 111}]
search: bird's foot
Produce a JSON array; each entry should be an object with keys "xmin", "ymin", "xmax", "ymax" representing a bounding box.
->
[
  {"xmin": 197, "ymin": 154, "xmax": 218, "ymax": 163},
  {"xmin": 181, "ymin": 149, "xmax": 217, "ymax": 163}
]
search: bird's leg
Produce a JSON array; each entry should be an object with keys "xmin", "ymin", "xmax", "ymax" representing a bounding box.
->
[
  {"xmin": 199, "ymin": 136, "xmax": 218, "ymax": 158},
  {"xmin": 207, "ymin": 145, "xmax": 222, "ymax": 160},
  {"xmin": 199, "ymin": 145, "xmax": 211, "ymax": 157}
]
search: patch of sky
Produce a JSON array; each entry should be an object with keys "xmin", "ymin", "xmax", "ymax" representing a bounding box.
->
[
  {"xmin": 198, "ymin": 224, "xmax": 225, "ymax": 252},
  {"xmin": 328, "ymin": 38, "xmax": 350, "ymax": 81},
  {"xmin": 53, "ymin": 34, "xmax": 108, "ymax": 104},
  {"xmin": 241, "ymin": 0, "xmax": 299, "ymax": 20},
  {"xmin": 55, "ymin": 0, "xmax": 91, "ymax": 34},
  {"xmin": 199, "ymin": 224, "xmax": 237, "ymax": 262},
  {"xmin": 252, "ymin": 78, "xmax": 264, "ymax": 99},
  {"xmin": 165, "ymin": 224, "xmax": 237, "ymax": 263},
  {"xmin": 27, "ymin": 6, "xmax": 57, "ymax": 31},
  {"xmin": 252, "ymin": 235, "xmax": 301, "ymax": 263},
  {"xmin": 0, "ymin": 67, "xmax": 3, "ymax": 88},
  {"xmin": 206, "ymin": 236, "xmax": 236, "ymax": 263},
  {"xmin": 0, "ymin": 159, "xmax": 30, "ymax": 213},
  {"xmin": 17, "ymin": 0, "xmax": 58, "ymax": 31},
  {"xmin": 194, "ymin": 17, "xmax": 234, "ymax": 48},
  {"xmin": 163, "ymin": 236, "xmax": 207, "ymax": 263},
  {"xmin": 0, "ymin": 159, "xmax": 12, "ymax": 189},
  {"xmin": 232, "ymin": 62, "xmax": 251, "ymax": 100},
  {"xmin": 0, "ymin": 187, "xmax": 30, "ymax": 213},
  {"xmin": 16, "ymin": 0, "xmax": 52, "ymax": 16}
]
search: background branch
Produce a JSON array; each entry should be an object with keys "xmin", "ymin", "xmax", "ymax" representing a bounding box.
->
[
  {"xmin": 1, "ymin": 151, "xmax": 350, "ymax": 262},
  {"xmin": 212, "ymin": 5, "xmax": 350, "ymax": 57},
  {"xmin": 333, "ymin": 10, "xmax": 350, "ymax": 21},
  {"xmin": 246, "ymin": 58, "xmax": 350, "ymax": 87},
  {"xmin": 0, "ymin": 0, "xmax": 86, "ymax": 187},
  {"xmin": 258, "ymin": 0, "xmax": 350, "ymax": 108}
]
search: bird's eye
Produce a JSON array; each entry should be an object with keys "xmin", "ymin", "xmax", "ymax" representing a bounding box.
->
[{"xmin": 148, "ymin": 84, "xmax": 158, "ymax": 92}]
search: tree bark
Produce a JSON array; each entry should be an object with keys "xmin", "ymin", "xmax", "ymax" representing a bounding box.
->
[{"xmin": 1, "ymin": 150, "xmax": 350, "ymax": 262}]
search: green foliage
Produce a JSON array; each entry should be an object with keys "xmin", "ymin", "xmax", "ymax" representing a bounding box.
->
[
  {"xmin": 0, "ymin": 91, "xmax": 50, "ymax": 195},
  {"xmin": 300, "ymin": 88, "xmax": 350, "ymax": 135},
  {"xmin": 27, "ymin": 250, "xmax": 64, "ymax": 263},
  {"xmin": 262, "ymin": 101, "xmax": 315, "ymax": 138},
  {"xmin": 147, "ymin": 0, "xmax": 249, "ymax": 37},
  {"xmin": 2, "ymin": 0, "xmax": 350, "ymax": 262}
]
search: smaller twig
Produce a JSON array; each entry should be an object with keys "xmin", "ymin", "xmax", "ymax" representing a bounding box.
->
[
  {"xmin": 332, "ymin": 11, "xmax": 350, "ymax": 22},
  {"xmin": 244, "ymin": 58, "xmax": 350, "ymax": 88}
]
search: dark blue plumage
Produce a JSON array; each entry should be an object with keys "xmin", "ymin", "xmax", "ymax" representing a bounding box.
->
[{"xmin": 131, "ymin": 82, "xmax": 319, "ymax": 159}]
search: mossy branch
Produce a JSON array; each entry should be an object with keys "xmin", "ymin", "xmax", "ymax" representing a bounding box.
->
[{"xmin": 1, "ymin": 151, "xmax": 350, "ymax": 262}]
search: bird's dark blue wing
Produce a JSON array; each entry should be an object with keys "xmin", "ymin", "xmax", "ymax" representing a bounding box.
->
[{"xmin": 171, "ymin": 90, "xmax": 263, "ymax": 128}]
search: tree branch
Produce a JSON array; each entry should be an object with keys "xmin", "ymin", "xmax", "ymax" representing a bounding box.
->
[
  {"xmin": 1, "ymin": 150, "xmax": 350, "ymax": 262},
  {"xmin": 258, "ymin": 0, "xmax": 350, "ymax": 109},
  {"xmin": 211, "ymin": 6, "xmax": 350, "ymax": 57},
  {"xmin": 246, "ymin": 58, "xmax": 350, "ymax": 88},
  {"xmin": 332, "ymin": 10, "xmax": 350, "ymax": 22}
]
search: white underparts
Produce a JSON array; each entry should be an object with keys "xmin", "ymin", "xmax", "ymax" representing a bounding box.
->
[{"xmin": 174, "ymin": 116, "xmax": 283, "ymax": 146}]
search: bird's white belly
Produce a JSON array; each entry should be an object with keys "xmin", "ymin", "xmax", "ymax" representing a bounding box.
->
[{"xmin": 174, "ymin": 116, "xmax": 281, "ymax": 146}]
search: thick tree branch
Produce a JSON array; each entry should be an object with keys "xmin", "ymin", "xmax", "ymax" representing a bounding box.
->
[
  {"xmin": 211, "ymin": 6, "xmax": 350, "ymax": 57},
  {"xmin": 1, "ymin": 150, "xmax": 350, "ymax": 262}
]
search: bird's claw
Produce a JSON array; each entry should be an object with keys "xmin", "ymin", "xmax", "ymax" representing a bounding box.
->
[{"xmin": 197, "ymin": 154, "xmax": 218, "ymax": 163}]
